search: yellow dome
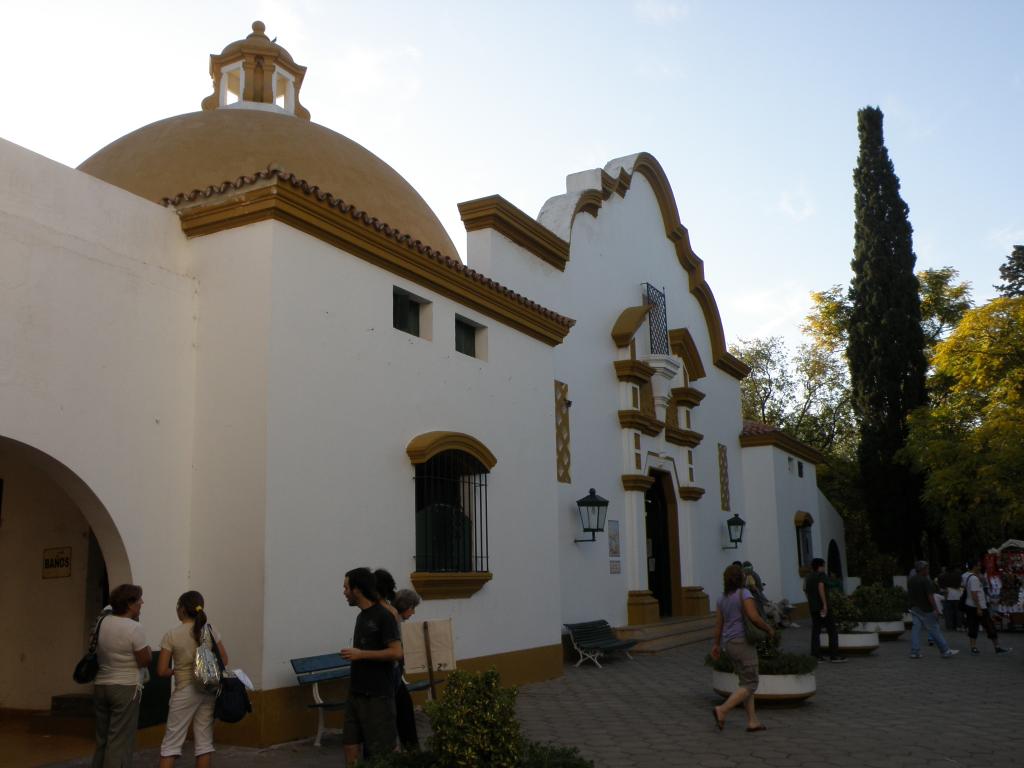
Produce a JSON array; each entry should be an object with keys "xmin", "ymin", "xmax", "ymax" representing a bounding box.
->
[{"xmin": 78, "ymin": 108, "xmax": 458, "ymax": 257}]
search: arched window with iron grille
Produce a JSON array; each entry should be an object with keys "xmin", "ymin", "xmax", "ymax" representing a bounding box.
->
[{"xmin": 415, "ymin": 450, "xmax": 489, "ymax": 573}]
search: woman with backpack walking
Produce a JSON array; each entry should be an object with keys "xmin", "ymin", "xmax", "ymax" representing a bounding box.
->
[{"xmin": 156, "ymin": 591, "xmax": 229, "ymax": 767}]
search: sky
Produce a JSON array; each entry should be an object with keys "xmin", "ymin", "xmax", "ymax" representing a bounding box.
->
[{"xmin": 4, "ymin": 1, "xmax": 1021, "ymax": 350}]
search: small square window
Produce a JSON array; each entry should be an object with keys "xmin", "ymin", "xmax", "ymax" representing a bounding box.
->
[
  {"xmin": 393, "ymin": 288, "xmax": 421, "ymax": 336},
  {"xmin": 455, "ymin": 318, "xmax": 475, "ymax": 356},
  {"xmin": 455, "ymin": 316, "xmax": 486, "ymax": 358}
]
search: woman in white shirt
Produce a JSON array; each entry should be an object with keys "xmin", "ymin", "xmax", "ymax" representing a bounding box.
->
[
  {"xmin": 92, "ymin": 583, "xmax": 151, "ymax": 768},
  {"xmin": 156, "ymin": 590, "xmax": 228, "ymax": 768}
]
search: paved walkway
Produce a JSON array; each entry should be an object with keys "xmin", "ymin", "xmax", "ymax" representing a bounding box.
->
[{"xmin": 43, "ymin": 627, "xmax": 1020, "ymax": 768}]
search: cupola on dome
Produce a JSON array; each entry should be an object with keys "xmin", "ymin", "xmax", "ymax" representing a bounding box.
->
[{"xmin": 78, "ymin": 21, "xmax": 457, "ymax": 256}]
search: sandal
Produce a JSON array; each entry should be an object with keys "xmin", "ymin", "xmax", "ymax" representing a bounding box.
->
[
  {"xmin": 746, "ymin": 724, "xmax": 767, "ymax": 732},
  {"xmin": 713, "ymin": 707, "xmax": 724, "ymax": 731}
]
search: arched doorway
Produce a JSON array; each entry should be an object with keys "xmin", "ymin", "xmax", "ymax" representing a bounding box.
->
[
  {"xmin": 643, "ymin": 471, "xmax": 682, "ymax": 617},
  {"xmin": 827, "ymin": 539, "xmax": 843, "ymax": 580},
  {"xmin": 0, "ymin": 436, "xmax": 130, "ymax": 713}
]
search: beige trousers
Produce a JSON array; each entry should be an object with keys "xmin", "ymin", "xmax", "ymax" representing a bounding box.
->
[{"xmin": 160, "ymin": 680, "xmax": 217, "ymax": 757}]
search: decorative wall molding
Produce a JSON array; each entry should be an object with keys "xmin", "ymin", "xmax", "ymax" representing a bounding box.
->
[
  {"xmin": 410, "ymin": 571, "xmax": 493, "ymax": 600},
  {"xmin": 458, "ymin": 194, "xmax": 570, "ymax": 272},
  {"xmin": 621, "ymin": 474, "xmax": 656, "ymax": 492},
  {"xmin": 614, "ymin": 359, "xmax": 656, "ymax": 384},
  {"xmin": 406, "ymin": 431, "xmax": 497, "ymax": 469}
]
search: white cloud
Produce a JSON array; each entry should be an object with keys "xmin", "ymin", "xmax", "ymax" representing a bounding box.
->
[
  {"xmin": 777, "ymin": 187, "xmax": 815, "ymax": 222},
  {"xmin": 988, "ymin": 225, "xmax": 1024, "ymax": 248},
  {"xmin": 633, "ymin": 1, "xmax": 689, "ymax": 23}
]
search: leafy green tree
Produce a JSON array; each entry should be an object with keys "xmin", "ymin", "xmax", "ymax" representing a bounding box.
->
[
  {"xmin": 918, "ymin": 267, "xmax": 973, "ymax": 355},
  {"xmin": 995, "ymin": 244, "xmax": 1024, "ymax": 298},
  {"xmin": 848, "ymin": 106, "xmax": 929, "ymax": 566},
  {"xmin": 904, "ymin": 297, "xmax": 1024, "ymax": 557},
  {"xmin": 733, "ymin": 337, "xmax": 856, "ymax": 459}
]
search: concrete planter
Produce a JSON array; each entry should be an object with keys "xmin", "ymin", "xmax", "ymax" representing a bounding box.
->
[
  {"xmin": 712, "ymin": 670, "xmax": 816, "ymax": 702},
  {"xmin": 854, "ymin": 620, "xmax": 905, "ymax": 639},
  {"xmin": 820, "ymin": 631, "xmax": 879, "ymax": 654}
]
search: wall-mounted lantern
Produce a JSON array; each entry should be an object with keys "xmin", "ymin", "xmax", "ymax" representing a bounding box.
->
[
  {"xmin": 722, "ymin": 513, "xmax": 746, "ymax": 549},
  {"xmin": 574, "ymin": 488, "xmax": 609, "ymax": 543}
]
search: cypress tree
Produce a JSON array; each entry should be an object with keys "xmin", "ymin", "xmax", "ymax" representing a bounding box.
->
[
  {"xmin": 847, "ymin": 107, "xmax": 929, "ymax": 567},
  {"xmin": 995, "ymin": 245, "xmax": 1024, "ymax": 297}
]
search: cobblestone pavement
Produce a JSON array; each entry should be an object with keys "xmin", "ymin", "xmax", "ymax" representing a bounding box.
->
[{"xmin": 45, "ymin": 627, "xmax": 1021, "ymax": 768}]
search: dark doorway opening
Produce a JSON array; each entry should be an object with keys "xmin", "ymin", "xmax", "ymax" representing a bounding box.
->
[
  {"xmin": 645, "ymin": 475, "xmax": 673, "ymax": 617},
  {"xmin": 827, "ymin": 539, "xmax": 843, "ymax": 580}
]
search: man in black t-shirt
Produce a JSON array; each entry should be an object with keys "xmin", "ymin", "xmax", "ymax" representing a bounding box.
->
[
  {"xmin": 804, "ymin": 558, "xmax": 845, "ymax": 662},
  {"xmin": 341, "ymin": 567, "xmax": 403, "ymax": 765}
]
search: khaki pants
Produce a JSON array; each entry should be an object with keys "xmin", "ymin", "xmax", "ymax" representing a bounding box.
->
[
  {"xmin": 160, "ymin": 680, "xmax": 217, "ymax": 757},
  {"xmin": 92, "ymin": 684, "xmax": 141, "ymax": 768}
]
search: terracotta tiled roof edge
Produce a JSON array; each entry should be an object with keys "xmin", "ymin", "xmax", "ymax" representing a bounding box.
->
[{"xmin": 161, "ymin": 166, "xmax": 575, "ymax": 330}]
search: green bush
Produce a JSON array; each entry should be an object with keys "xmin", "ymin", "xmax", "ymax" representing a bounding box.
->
[
  {"xmin": 851, "ymin": 584, "xmax": 907, "ymax": 621},
  {"xmin": 705, "ymin": 650, "xmax": 817, "ymax": 676},
  {"xmin": 519, "ymin": 741, "xmax": 595, "ymax": 768},
  {"xmin": 828, "ymin": 591, "xmax": 861, "ymax": 633},
  {"xmin": 704, "ymin": 627, "xmax": 817, "ymax": 675},
  {"xmin": 365, "ymin": 751, "xmax": 438, "ymax": 768},
  {"xmin": 423, "ymin": 668, "xmax": 521, "ymax": 768},
  {"xmin": 365, "ymin": 740, "xmax": 594, "ymax": 768}
]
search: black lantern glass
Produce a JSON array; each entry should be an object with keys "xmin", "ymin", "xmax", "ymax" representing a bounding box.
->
[
  {"xmin": 575, "ymin": 488, "xmax": 609, "ymax": 542},
  {"xmin": 724, "ymin": 513, "xmax": 746, "ymax": 549}
]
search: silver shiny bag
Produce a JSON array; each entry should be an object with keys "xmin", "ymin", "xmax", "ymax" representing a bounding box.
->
[{"xmin": 194, "ymin": 624, "xmax": 222, "ymax": 691}]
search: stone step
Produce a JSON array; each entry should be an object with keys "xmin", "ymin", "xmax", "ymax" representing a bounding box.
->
[
  {"xmin": 50, "ymin": 693, "xmax": 94, "ymax": 718},
  {"xmin": 614, "ymin": 615, "xmax": 717, "ymax": 654}
]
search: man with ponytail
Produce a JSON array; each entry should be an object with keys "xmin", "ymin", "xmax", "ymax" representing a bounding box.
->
[
  {"xmin": 341, "ymin": 567, "xmax": 403, "ymax": 763},
  {"xmin": 157, "ymin": 591, "xmax": 230, "ymax": 767}
]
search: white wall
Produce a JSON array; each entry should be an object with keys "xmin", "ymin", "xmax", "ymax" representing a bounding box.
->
[
  {"xmin": 0, "ymin": 139, "xmax": 196, "ymax": 655},
  {"xmin": 258, "ymin": 224, "xmax": 562, "ymax": 690},
  {"xmin": 740, "ymin": 443, "xmax": 847, "ymax": 605},
  {"xmin": 467, "ymin": 161, "xmax": 748, "ymax": 625},
  {"xmin": 184, "ymin": 223, "xmax": 274, "ymax": 686}
]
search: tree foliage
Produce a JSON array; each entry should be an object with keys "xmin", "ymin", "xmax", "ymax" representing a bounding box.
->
[
  {"xmin": 904, "ymin": 297, "xmax": 1024, "ymax": 556},
  {"xmin": 733, "ymin": 336, "xmax": 856, "ymax": 459},
  {"xmin": 994, "ymin": 244, "xmax": 1024, "ymax": 298},
  {"xmin": 848, "ymin": 106, "xmax": 929, "ymax": 565}
]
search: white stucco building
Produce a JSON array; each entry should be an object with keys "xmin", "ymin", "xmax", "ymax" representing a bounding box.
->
[{"xmin": 0, "ymin": 22, "xmax": 845, "ymax": 746}]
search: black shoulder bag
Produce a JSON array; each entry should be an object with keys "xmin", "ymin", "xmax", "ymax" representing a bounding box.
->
[
  {"xmin": 73, "ymin": 613, "xmax": 109, "ymax": 684},
  {"xmin": 209, "ymin": 627, "xmax": 251, "ymax": 723}
]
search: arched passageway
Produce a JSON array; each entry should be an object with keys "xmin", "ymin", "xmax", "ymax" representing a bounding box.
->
[{"xmin": 0, "ymin": 435, "xmax": 131, "ymax": 712}]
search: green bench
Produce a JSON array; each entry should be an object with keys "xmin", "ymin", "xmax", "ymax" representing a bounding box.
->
[{"xmin": 564, "ymin": 620, "xmax": 637, "ymax": 668}]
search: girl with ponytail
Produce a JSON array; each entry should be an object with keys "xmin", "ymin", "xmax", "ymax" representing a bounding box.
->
[{"xmin": 156, "ymin": 591, "xmax": 230, "ymax": 767}]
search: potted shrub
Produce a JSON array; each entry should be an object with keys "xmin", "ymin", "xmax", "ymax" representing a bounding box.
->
[
  {"xmin": 706, "ymin": 631, "xmax": 818, "ymax": 702},
  {"xmin": 819, "ymin": 592, "xmax": 880, "ymax": 654},
  {"xmin": 851, "ymin": 584, "xmax": 907, "ymax": 639}
]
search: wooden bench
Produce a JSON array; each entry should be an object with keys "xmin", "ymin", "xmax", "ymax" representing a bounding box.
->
[
  {"xmin": 564, "ymin": 620, "xmax": 637, "ymax": 668},
  {"xmin": 290, "ymin": 653, "xmax": 435, "ymax": 746}
]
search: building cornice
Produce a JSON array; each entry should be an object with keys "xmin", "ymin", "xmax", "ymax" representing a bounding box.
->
[
  {"xmin": 614, "ymin": 359, "xmax": 656, "ymax": 384},
  {"xmin": 671, "ymin": 386, "xmax": 706, "ymax": 408},
  {"xmin": 665, "ymin": 426, "xmax": 703, "ymax": 448},
  {"xmin": 618, "ymin": 410, "xmax": 664, "ymax": 437},
  {"xmin": 166, "ymin": 169, "xmax": 575, "ymax": 347},
  {"xmin": 739, "ymin": 429, "xmax": 825, "ymax": 465},
  {"xmin": 458, "ymin": 195, "xmax": 569, "ymax": 271},
  {"xmin": 621, "ymin": 474, "xmax": 656, "ymax": 492}
]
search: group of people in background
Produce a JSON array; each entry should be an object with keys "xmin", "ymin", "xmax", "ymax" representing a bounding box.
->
[
  {"xmin": 90, "ymin": 585, "xmax": 229, "ymax": 768},
  {"xmin": 88, "ymin": 570, "xmax": 422, "ymax": 767},
  {"xmin": 341, "ymin": 567, "xmax": 422, "ymax": 765}
]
